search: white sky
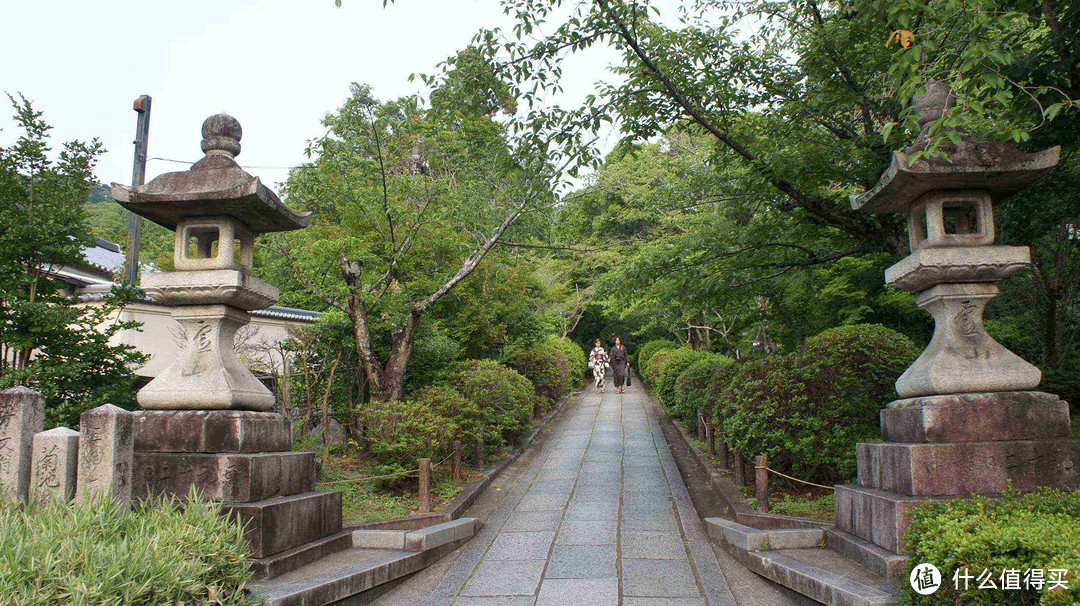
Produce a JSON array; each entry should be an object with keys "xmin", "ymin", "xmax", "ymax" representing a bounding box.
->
[{"xmin": 0, "ymin": 0, "xmax": 628, "ymax": 190}]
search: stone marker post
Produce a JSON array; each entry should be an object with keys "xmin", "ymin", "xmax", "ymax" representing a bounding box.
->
[
  {"xmin": 836, "ymin": 81, "xmax": 1077, "ymax": 569},
  {"xmin": 0, "ymin": 387, "xmax": 45, "ymax": 503},
  {"xmin": 75, "ymin": 404, "xmax": 134, "ymax": 507},
  {"xmin": 31, "ymin": 427, "xmax": 79, "ymax": 504}
]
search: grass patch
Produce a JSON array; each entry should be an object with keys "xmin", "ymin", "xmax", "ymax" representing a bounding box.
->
[
  {"xmin": 768, "ymin": 491, "xmax": 835, "ymax": 520},
  {"xmin": 318, "ymin": 448, "xmax": 482, "ymax": 524}
]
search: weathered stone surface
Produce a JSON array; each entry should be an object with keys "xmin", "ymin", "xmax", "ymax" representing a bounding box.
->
[
  {"xmin": 826, "ymin": 527, "xmax": 908, "ymax": 584},
  {"xmin": 141, "ymin": 269, "xmax": 278, "ymax": 310},
  {"xmin": 133, "ymin": 451, "xmax": 315, "ymax": 502},
  {"xmin": 881, "ymin": 391, "xmax": 1070, "ymax": 443},
  {"xmin": 222, "ymin": 490, "xmax": 342, "ymax": 558},
  {"xmin": 0, "ymin": 387, "xmax": 45, "ymax": 503},
  {"xmin": 249, "ymin": 530, "xmax": 353, "ymax": 581},
  {"xmin": 30, "ymin": 427, "xmax": 79, "ymax": 504},
  {"xmin": 133, "ymin": 410, "xmax": 291, "ymax": 453},
  {"xmin": 884, "ymin": 245, "xmax": 1030, "ymax": 293},
  {"xmin": 137, "ymin": 304, "xmax": 276, "ymax": 411},
  {"xmin": 833, "ymin": 485, "xmax": 942, "ymax": 555},
  {"xmin": 76, "ymin": 404, "xmax": 135, "ymax": 506},
  {"xmin": 857, "ymin": 439, "xmax": 1080, "ymax": 496},
  {"xmin": 895, "ymin": 283, "xmax": 1042, "ymax": 397}
]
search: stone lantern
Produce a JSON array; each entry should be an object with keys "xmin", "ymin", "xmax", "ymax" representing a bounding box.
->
[
  {"xmin": 833, "ymin": 82, "xmax": 1078, "ymax": 578},
  {"xmin": 112, "ymin": 114, "xmax": 310, "ymax": 411},
  {"xmin": 110, "ymin": 116, "xmax": 343, "ymax": 578}
]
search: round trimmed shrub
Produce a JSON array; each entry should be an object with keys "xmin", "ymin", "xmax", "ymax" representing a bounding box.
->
[
  {"xmin": 673, "ymin": 354, "xmax": 735, "ymax": 427},
  {"xmin": 720, "ymin": 324, "xmax": 917, "ymax": 483},
  {"xmin": 502, "ymin": 342, "xmax": 572, "ymax": 401},
  {"xmin": 643, "ymin": 348, "xmax": 683, "ymax": 386},
  {"xmin": 549, "ymin": 336, "xmax": 588, "ymax": 387},
  {"xmin": 417, "ymin": 384, "xmax": 482, "ymax": 441},
  {"xmin": 446, "ymin": 359, "xmax": 535, "ymax": 448},
  {"xmin": 403, "ymin": 325, "xmax": 462, "ymax": 396},
  {"xmin": 636, "ymin": 339, "xmax": 678, "ymax": 375},
  {"xmin": 359, "ymin": 398, "xmax": 458, "ymax": 471},
  {"xmin": 656, "ymin": 349, "xmax": 710, "ymax": 406}
]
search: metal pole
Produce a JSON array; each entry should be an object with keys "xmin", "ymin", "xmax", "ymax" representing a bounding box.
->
[{"xmin": 124, "ymin": 95, "xmax": 151, "ymax": 285}]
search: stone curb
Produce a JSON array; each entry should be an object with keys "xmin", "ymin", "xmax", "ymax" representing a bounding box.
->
[{"xmin": 644, "ymin": 382, "xmax": 755, "ymax": 516}]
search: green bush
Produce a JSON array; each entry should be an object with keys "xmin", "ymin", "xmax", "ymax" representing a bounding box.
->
[
  {"xmin": 721, "ymin": 324, "xmax": 917, "ymax": 483},
  {"xmin": 643, "ymin": 348, "xmax": 682, "ymax": 386},
  {"xmin": 446, "ymin": 359, "xmax": 535, "ymax": 448},
  {"xmin": 403, "ymin": 323, "xmax": 462, "ymax": 396},
  {"xmin": 905, "ymin": 487, "xmax": 1080, "ymax": 605},
  {"xmin": 673, "ymin": 354, "xmax": 735, "ymax": 427},
  {"xmin": 358, "ymin": 397, "xmax": 458, "ymax": 472},
  {"xmin": 636, "ymin": 339, "xmax": 678, "ymax": 375},
  {"xmin": 549, "ymin": 336, "xmax": 588, "ymax": 387},
  {"xmin": 0, "ymin": 491, "xmax": 258, "ymax": 605},
  {"xmin": 655, "ymin": 349, "xmax": 710, "ymax": 406},
  {"xmin": 503, "ymin": 341, "xmax": 572, "ymax": 401}
]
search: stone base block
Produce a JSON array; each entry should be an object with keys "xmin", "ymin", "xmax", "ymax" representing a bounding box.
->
[
  {"xmin": 881, "ymin": 391, "xmax": 1070, "ymax": 443},
  {"xmin": 223, "ymin": 490, "xmax": 343, "ymax": 558},
  {"xmin": 834, "ymin": 485, "xmax": 946, "ymax": 555},
  {"xmin": 826, "ymin": 526, "xmax": 908, "ymax": 583},
  {"xmin": 133, "ymin": 451, "xmax": 315, "ymax": 502},
  {"xmin": 249, "ymin": 530, "xmax": 353, "ymax": 581},
  {"xmin": 134, "ymin": 410, "xmax": 291, "ymax": 453},
  {"xmin": 857, "ymin": 438, "xmax": 1080, "ymax": 496}
]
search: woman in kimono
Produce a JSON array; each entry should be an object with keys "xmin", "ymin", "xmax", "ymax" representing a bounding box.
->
[
  {"xmin": 610, "ymin": 336, "xmax": 630, "ymax": 394},
  {"xmin": 589, "ymin": 339, "xmax": 609, "ymax": 393}
]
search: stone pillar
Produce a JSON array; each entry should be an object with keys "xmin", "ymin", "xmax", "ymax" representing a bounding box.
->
[
  {"xmin": 31, "ymin": 427, "xmax": 79, "ymax": 504},
  {"xmin": 0, "ymin": 386, "xmax": 45, "ymax": 503},
  {"xmin": 76, "ymin": 404, "xmax": 135, "ymax": 507}
]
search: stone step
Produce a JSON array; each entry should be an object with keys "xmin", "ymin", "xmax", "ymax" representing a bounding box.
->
[
  {"xmin": 222, "ymin": 490, "xmax": 342, "ymax": 558},
  {"xmin": 249, "ymin": 518, "xmax": 479, "ymax": 606},
  {"xmin": 249, "ymin": 530, "xmax": 353, "ymax": 581},
  {"xmin": 707, "ymin": 518, "xmax": 899, "ymax": 606},
  {"xmin": 826, "ymin": 527, "xmax": 908, "ymax": 585},
  {"xmin": 833, "ymin": 484, "xmax": 940, "ymax": 555},
  {"xmin": 133, "ymin": 409, "xmax": 291, "ymax": 453},
  {"xmin": 133, "ymin": 451, "xmax": 315, "ymax": 502},
  {"xmin": 857, "ymin": 438, "xmax": 1080, "ymax": 496},
  {"xmin": 705, "ymin": 517, "xmax": 825, "ymax": 551}
]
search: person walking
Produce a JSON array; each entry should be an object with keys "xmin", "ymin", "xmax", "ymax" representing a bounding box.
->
[
  {"xmin": 589, "ymin": 338, "xmax": 609, "ymax": 393},
  {"xmin": 610, "ymin": 336, "xmax": 630, "ymax": 394}
]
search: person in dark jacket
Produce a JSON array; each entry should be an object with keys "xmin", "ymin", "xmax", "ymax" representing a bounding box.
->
[{"xmin": 610, "ymin": 336, "xmax": 630, "ymax": 394}]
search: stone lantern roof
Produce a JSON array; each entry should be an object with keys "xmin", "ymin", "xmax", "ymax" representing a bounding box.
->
[
  {"xmin": 851, "ymin": 82, "xmax": 1060, "ymax": 214},
  {"xmin": 111, "ymin": 114, "xmax": 311, "ymax": 234}
]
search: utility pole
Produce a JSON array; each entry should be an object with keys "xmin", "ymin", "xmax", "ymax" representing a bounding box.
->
[{"xmin": 124, "ymin": 95, "xmax": 152, "ymax": 285}]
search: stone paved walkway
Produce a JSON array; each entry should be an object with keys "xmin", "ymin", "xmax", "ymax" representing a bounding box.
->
[{"xmin": 420, "ymin": 380, "xmax": 738, "ymax": 606}]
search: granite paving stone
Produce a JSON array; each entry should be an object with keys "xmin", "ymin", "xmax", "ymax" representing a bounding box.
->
[
  {"xmin": 622, "ymin": 532, "xmax": 688, "ymax": 559},
  {"xmin": 461, "ymin": 560, "xmax": 547, "ymax": 596},
  {"xmin": 545, "ymin": 544, "xmax": 618, "ymax": 579},
  {"xmin": 485, "ymin": 531, "xmax": 555, "ymax": 560},
  {"xmin": 536, "ymin": 578, "xmax": 618, "ymax": 606}
]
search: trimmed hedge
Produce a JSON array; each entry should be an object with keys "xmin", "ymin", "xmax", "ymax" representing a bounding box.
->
[
  {"xmin": 446, "ymin": 359, "xmax": 535, "ymax": 448},
  {"xmin": 0, "ymin": 491, "xmax": 258, "ymax": 605},
  {"xmin": 503, "ymin": 341, "xmax": 572, "ymax": 402},
  {"xmin": 905, "ymin": 487, "xmax": 1080, "ymax": 605},
  {"xmin": 549, "ymin": 336, "xmax": 588, "ymax": 387},
  {"xmin": 359, "ymin": 395, "xmax": 458, "ymax": 472},
  {"xmin": 655, "ymin": 349, "xmax": 711, "ymax": 406},
  {"xmin": 643, "ymin": 348, "xmax": 680, "ymax": 386},
  {"xmin": 636, "ymin": 339, "xmax": 678, "ymax": 376},
  {"xmin": 720, "ymin": 324, "xmax": 917, "ymax": 483},
  {"xmin": 673, "ymin": 354, "xmax": 735, "ymax": 427}
]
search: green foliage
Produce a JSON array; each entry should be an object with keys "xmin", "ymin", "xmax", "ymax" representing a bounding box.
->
[
  {"xmin": 767, "ymin": 493, "xmax": 836, "ymax": 521},
  {"xmin": 637, "ymin": 340, "xmax": 678, "ymax": 378},
  {"xmin": 721, "ymin": 324, "xmax": 917, "ymax": 483},
  {"xmin": 0, "ymin": 95, "xmax": 147, "ymax": 428},
  {"xmin": 403, "ymin": 321, "xmax": 462, "ymax": 396},
  {"xmin": 502, "ymin": 341, "xmax": 572, "ymax": 402},
  {"xmin": 643, "ymin": 348, "xmax": 681, "ymax": 386},
  {"xmin": 548, "ymin": 336, "xmax": 587, "ymax": 387},
  {"xmin": 419, "ymin": 383, "xmax": 484, "ymax": 444},
  {"xmin": 445, "ymin": 359, "xmax": 535, "ymax": 449},
  {"xmin": 655, "ymin": 348, "xmax": 710, "ymax": 406},
  {"xmin": 0, "ymin": 491, "xmax": 258, "ymax": 605},
  {"xmin": 673, "ymin": 354, "xmax": 735, "ymax": 427},
  {"xmin": 357, "ymin": 397, "xmax": 457, "ymax": 472},
  {"xmin": 904, "ymin": 488, "xmax": 1080, "ymax": 605}
]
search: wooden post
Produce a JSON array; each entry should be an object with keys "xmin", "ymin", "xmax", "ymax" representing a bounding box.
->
[
  {"xmin": 475, "ymin": 438, "xmax": 484, "ymax": 468},
  {"xmin": 734, "ymin": 451, "xmax": 746, "ymax": 486},
  {"xmin": 705, "ymin": 420, "xmax": 715, "ymax": 457},
  {"xmin": 717, "ymin": 431, "xmax": 729, "ymax": 465},
  {"xmin": 697, "ymin": 408, "xmax": 706, "ymax": 441},
  {"xmin": 418, "ymin": 458, "xmax": 432, "ymax": 514},
  {"xmin": 452, "ymin": 440, "xmax": 462, "ymax": 482},
  {"xmin": 755, "ymin": 455, "xmax": 769, "ymax": 513}
]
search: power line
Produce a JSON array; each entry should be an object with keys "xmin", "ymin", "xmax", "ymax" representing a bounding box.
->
[{"xmin": 148, "ymin": 156, "xmax": 308, "ymax": 171}]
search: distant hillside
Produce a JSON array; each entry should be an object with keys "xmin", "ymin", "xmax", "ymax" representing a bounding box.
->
[{"xmin": 83, "ymin": 184, "xmax": 174, "ymax": 271}]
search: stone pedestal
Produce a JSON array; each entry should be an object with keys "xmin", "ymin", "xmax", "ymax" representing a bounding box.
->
[
  {"xmin": 836, "ymin": 391, "xmax": 1079, "ymax": 556},
  {"xmin": 134, "ymin": 409, "xmax": 342, "ymax": 560},
  {"xmin": 0, "ymin": 387, "xmax": 45, "ymax": 503}
]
